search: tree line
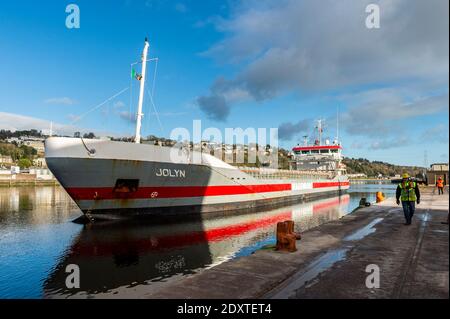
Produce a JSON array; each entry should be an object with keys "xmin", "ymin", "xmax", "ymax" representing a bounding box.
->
[{"xmin": 343, "ymin": 157, "xmax": 425, "ymax": 178}]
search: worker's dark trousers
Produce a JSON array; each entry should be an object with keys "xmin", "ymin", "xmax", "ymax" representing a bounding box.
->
[
  {"xmin": 402, "ymin": 201, "xmax": 415, "ymax": 223},
  {"xmin": 438, "ymin": 187, "xmax": 444, "ymax": 195}
]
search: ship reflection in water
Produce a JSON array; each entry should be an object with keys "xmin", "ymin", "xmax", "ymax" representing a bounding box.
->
[
  {"xmin": 0, "ymin": 184, "xmax": 395, "ymax": 298},
  {"xmin": 43, "ymin": 195, "xmax": 350, "ymax": 298}
]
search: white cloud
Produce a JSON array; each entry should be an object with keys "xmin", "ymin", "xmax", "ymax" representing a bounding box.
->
[
  {"xmin": 119, "ymin": 111, "xmax": 135, "ymax": 123},
  {"xmin": 369, "ymin": 137, "xmax": 409, "ymax": 150},
  {"xmin": 420, "ymin": 124, "xmax": 449, "ymax": 143},
  {"xmin": 0, "ymin": 112, "xmax": 114, "ymax": 137},
  {"xmin": 113, "ymin": 101, "xmax": 126, "ymax": 109},
  {"xmin": 339, "ymin": 90, "xmax": 449, "ymax": 137},
  {"xmin": 175, "ymin": 3, "xmax": 187, "ymax": 13},
  {"xmin": 44, "ymin": 97, "xmax": 76, "ymax": 105},
  {"xmin": 150, "ymin": 112, "xmax": 187, "ymax": 117},
  {"xmin": 67, "ymin": 114, "xmax": 81, "ymax": 123}
]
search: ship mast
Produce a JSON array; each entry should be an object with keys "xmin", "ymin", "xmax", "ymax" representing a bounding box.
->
[
  {"xmin": 134, "ymin": 38, "xmax": 150, "ymax": 144},
  {"xmin": 336, "ymin": 106, "xmax": 339, "ymax": 145},
  {"xmin": 317, "ymin": 119, "xmax": 323, "ymax": 146}
]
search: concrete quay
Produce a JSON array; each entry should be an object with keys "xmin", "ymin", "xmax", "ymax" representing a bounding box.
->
[{"xmin": 144, "ymin": 187, "xmax": 448, "ymax": 299}]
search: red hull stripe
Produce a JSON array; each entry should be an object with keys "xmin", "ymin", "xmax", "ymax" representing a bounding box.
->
[
  {"xmin": 313, "ymin": 195, "xmax": 350, "ymax": 213},
  {"xmin": 313, "ymin": 181, "xmax": 350, "ymax": 188},
  {"xmin": 66, "ymin": 184, "xmax": 292, "ymax": 200},
  {"xmin": 72, "ymin": 212, "xmax": 293, "ymax": 255}
]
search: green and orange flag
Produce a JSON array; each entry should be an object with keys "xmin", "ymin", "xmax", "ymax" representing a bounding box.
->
[{"xmin": 131, "ymin": 69, "xmax": 142, "ymax": 81}]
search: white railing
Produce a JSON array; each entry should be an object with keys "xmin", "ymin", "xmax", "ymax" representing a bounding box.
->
[{"xmin": 237, "ymin": 166, "xmax": 336, "ymax": 181}]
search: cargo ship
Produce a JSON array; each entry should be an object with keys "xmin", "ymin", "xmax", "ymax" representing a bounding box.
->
[{"xmin": 45, "ymin": 39, "xmax": 349, "ymax": 219}]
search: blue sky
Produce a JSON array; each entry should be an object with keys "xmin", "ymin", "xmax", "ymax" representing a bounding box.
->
[{"xmin": 0, "ymin": 0, "xmax": 448, "ymax": 166}]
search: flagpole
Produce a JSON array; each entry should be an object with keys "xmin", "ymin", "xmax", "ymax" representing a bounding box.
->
[{"xmin": 135, "ymin": 38, "xmax": 150, "ymax": 144}]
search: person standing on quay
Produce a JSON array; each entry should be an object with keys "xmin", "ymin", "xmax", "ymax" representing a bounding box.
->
[
  {"xmin": 396, "ymin": 173, "xmax": 421, "ymax": 225},
  {"xmin": 436, "ymin": 177, "xmax": 445, "ymax": 195}
]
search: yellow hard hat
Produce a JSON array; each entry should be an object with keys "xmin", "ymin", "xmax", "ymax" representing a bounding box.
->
[{"xmin": 402, "ymin": 173, "xmax": 410, "ymax": 179}]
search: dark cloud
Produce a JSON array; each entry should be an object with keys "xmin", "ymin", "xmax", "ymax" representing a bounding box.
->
[
  {"xmin": 278, "ymin": 119, "xmax": 310, "ymax": 141},
  {"xmin": 197, "ymin": 94, "xmax": 230, "ymax": 122}
]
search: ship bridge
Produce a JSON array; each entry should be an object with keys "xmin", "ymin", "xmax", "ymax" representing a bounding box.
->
[
  {"xmin": 292, "ymin": 145, "xmax": 342, "ymax": 159},
  {"xmin": 289, "ymin": 144, "xmax": 344, "ymax": 173}
]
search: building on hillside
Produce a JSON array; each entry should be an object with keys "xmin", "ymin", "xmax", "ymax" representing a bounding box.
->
[
  {"xmin": 11, "ymin": 166, "xmax": 20, "ymax": 174},
  {"xmin": 5, "ymin": 137, "xmax": 20, "ymax": 144},
  {"xmin": 346, "ymin": 173, "xmax": 367, "ymax": 179},
  {"xmin": 426, "ymin": 163, "xmax": 448, "ymax": 186},
  {"xmin": 34, "ymin": 157, "xmax": 47, "ymax": 168},
  {"xmin": 0, "ymin": 169, "xmax": 12, "ymax": 179},
  {"xmin": 4, "ymin": 136, "xmax": 45, "ymax": 154},
  {"xmin": 29, "ymin": 168, "xmax": 54, "ymax": 180},
  {"xmin": 0, "ymin": 155, "xmax": 13, "ymax": 166},
  {"xmin": 22, "ymin": 138, "xmax": 45, "ymax": 154}
]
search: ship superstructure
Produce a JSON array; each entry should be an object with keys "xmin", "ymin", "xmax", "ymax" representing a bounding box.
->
[{"xmin": 290, "ymin": 120, "xmax": 346, "ymax": 174}]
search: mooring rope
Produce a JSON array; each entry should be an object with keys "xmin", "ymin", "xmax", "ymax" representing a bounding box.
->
[
  {"xmin": 70, "ymin": 87, "xmax": 129, "ymax": 125},
  {"xmin": 147, "ymin": 88, "xmax": 164, "ymax": 134}
]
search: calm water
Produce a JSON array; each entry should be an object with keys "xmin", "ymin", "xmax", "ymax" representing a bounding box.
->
[{"xmin": 0, "ymin": 183, "xmax": 396, "ymax": 298}]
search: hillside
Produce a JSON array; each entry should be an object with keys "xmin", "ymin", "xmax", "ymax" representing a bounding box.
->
[{"xmin": 343, "ymin": 157, "xmax": 425, "ymax": 178}]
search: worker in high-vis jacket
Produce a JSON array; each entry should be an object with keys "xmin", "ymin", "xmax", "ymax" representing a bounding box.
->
[
  {"xmin": 396, "ymin": 173, "xmax": 421, "ymax": 225},
  {"xmin": 436, "ymin": 177, "xmax": 445, "ymax": 195}
]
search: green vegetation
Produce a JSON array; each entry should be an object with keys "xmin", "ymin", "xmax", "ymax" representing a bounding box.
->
[
  {"xmin": 343, "ymin": 158, "xmax": 424, "ymax": 178},
  {"xmin": 82, "ymin": 132, "xmax": 96, "ymax": 139},
  {"xmin": 18, "ymin": 158, "xmax": 32, "ymax": 169},
  {"xmin": 0, "ymin": 143, "xmax": 37, "ymax": 162},
  {"xmin": 0, "ymin": 129, "xmax": 43, "ymax": 140},
  {"xmin": 73, "ymin": 131, "xmax": 96, "ymax": 139}
]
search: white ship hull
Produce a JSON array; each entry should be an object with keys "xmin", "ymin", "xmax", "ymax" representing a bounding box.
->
[{"xmin": 45, "ymin": 137, "xmax": 349, "ymax": 217}]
